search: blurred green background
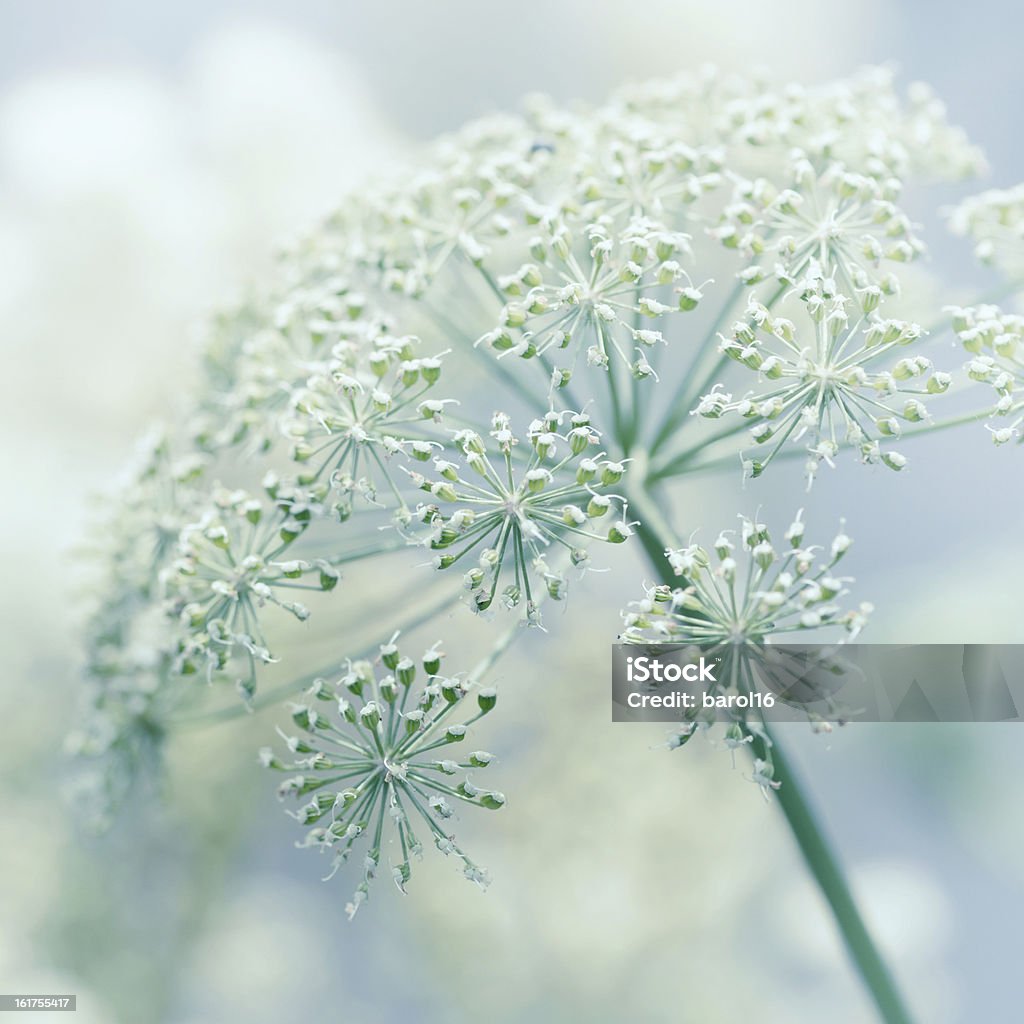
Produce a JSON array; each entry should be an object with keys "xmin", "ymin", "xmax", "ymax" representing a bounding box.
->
[{"xmin": 3, "ymin": 2, "xmax": 1023, "ymax": 1021}]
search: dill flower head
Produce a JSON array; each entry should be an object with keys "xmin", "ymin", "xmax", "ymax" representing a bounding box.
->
[
  {"xmin": 282, "ymin": 330, "xmax": 452, "ymax": 516},
  {"xmin": 695, "ymin": 267, "xmax": 947, "ymax": 484},
  {"xmin": 949, "ymin": 303, "xmax": 1024, "ymax": 442},
  {"xmin": 477, "ymin": 214, "xmax": 698, "ymax": 374},
  {"xmin": 261, "ymin": 635, "xmax": 503, "ymax": 918},
  {"xmin": 161, "ymin": 485, "xmax": 338, "ymax": 698},
  {"xmin": 948, "ymin": 183, "xmax": 1024, "ymax": 279},
  {"xmin": 621, "ymin": 510, "xmax": 871, "ymax": 795},
  {"xmin": 713, "ymin": 155, "xmax": 923, "ymax": 292},
  {"xmin": 622, "ymin": 510, "xmax": 871, "ymax": 646},
  {"xmin": 408, "ymin": 408, "xmax": 631, "ymax": 622}
]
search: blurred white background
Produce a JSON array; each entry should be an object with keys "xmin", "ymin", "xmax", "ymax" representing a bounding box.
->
[{"xmin": 3, "ymin": 2, "xmax": 1023, "ymax": 1021}]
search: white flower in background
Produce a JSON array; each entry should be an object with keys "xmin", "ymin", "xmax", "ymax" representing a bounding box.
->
[
  {"xmin": 713, "ymin": 155, "xmax": 923, "ymax": 292},
  {"xmin": 948, "ymin": 183, "xmax": 1024, "ymax": 279},
  {"xmin": 949, "ymin": 304, "xmax": 1024, "ymax": 439}
]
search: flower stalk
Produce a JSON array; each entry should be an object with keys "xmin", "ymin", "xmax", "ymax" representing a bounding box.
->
[
  {"xmin": 751, "ymin": 723, "xmax": 915, "ymax": 1024},
  {"xmin": 628, "ymin": 481, "xmax": 915, "ymax": 1024}
]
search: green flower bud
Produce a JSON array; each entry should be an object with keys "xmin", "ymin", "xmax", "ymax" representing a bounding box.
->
[
  {"xmin": 441, "ymin": 679, "xmax": 463, "ymax": 704},
  {"xmin": 431, "ymin": 481, "xmax": 458, "ymax": 503},
  {"xmin": 360, "ymin": 702, "xmax": 381, "ymax": 730},
  {"xmin": 422, "ymin": 648, "xmax": 442, "ymax": 676},
  {"xmin": 397, "ymin": 655, "xmax": 417, "ymax": 688},
  {"xmin": 678, "ymin": 286, "xmax": 703, "ymax": 311},
  {"xmin": 420, "ymin": 357, "xmax": 442, "ymax": 384},
  {"xmin": 318, "ymin": 563, "xmax": 340, "ymax": 591},
  {"xmin": 601, "ymin": 461, "xmax": 626, "ymax": 485},
  {"xmin": 608, "ymin": 521, "xmax": 632, "ymax": 544}
]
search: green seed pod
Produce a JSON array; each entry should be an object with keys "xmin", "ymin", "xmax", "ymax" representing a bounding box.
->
[
  {"xmin": 422, "ymin": 648, "xmax": 442, "ymax": 676},
  {"xmin": 601, "ymin": 461, "xmax": 625, "ymax": 485},
  {"xmin": 607, "ymin": 521, "xmax": 632, "ymax": 544},
  {"xmin": 396, "ymin": 657, "xmax": 416, "ymax": 687},
  {"xmin": 441, "ymin": 679, "xmax": 463, "ymax": 704}
]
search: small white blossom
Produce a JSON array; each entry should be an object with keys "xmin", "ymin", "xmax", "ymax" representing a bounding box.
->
[
  {"xmin": 266, "ymin": 638, "xmax": 502, "ymax": 915},
  {"xmin": 695, "ymin": 270, "xmax": 946, "ymax": 485}
]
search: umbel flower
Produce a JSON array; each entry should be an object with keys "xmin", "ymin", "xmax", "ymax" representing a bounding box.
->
[
  {"xmin": 261, "ymin": 636, "xmax": 503, "ymax": 918},
  {"xmin": 622, "ymin": 510, "xmax": 871, "ymax": 646},
  {"xmin": 283, "ymin": 331, "xmax": 452, "ymax": 516},
  {"xmin": 162, "ymin": 486, "xmax": 338, "ymax": 699},
  {"xmin": 948, "ymin": 183, "xmax": 1024, "ymax": 280},
  {"xmin": 408, "ymin": 409, "xmax": 631, "ymax": 622},
  {"xmin": 695, "ymin": 268, "xmax": 947, "ymax": 484},
  {"xmin": 621, "ymin": 510, "xmax": 871, "ymax": 796},
  {"xmin": 478, "ymin": 214, "xmax": 699, "ymax": 375},
  {"xmin": 713, "ymin": 154, "xmax": 923, "ymax": 293},
  {"xmin": 949, "ymin": 304, "xmax": 1024, "ymax": 442}
]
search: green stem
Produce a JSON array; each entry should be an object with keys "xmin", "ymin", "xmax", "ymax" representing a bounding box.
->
[
  {"xmin": 647, "ymin": 278, "xmax": 774, "ymax": 457},
  {"xmin": 755, "ymin": 723, "xmax": 915, "ymax": 1024},
  {"xmin": 629, "ymin": 482, "xmax": 915, "ymax": 1024},
  {"xmin": 623, "ymin": 476, "xmax": 681, "ymax": 578},
  {"xmin": 648, "ymin": 401, "xmax": 992, "ymax": 484}
]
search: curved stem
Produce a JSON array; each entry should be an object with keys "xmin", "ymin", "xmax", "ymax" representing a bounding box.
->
[{"xmin": 628, "ymin": 482, "xmax": 915, "ymax": 1024}]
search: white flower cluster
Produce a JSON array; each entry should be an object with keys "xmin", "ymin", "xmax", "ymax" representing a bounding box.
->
[
  {"xmin": 695, "ymin": 268, "xmax": 948, "ymax": 484},
  {"xmin": 407, "ymin": 409, "xmax": 631, "ymax": 624},
  {"xmin": 949, "ymin": 184, "xmax": 1024, "ymax": 279},
  {"xmin": 950, "ymin": 304, "xmax": 1024, "ymax": 442},
  {"xmin": 621, "ymin": 511, "xmax": 870, "ymax": 795},
  {"xmin": 261, "ymin": 636, "xmax": 502, "ymax": 918},
  {"xmin": 622, "ymin": 511, "xmax": 870, "ymax": 646},
  {"xmin": 712, "ymin": 156, "xmax": 924, "ymax": 293},
  {"xmin": 74, "ymin": 66, "xmax": 998, "ymax": 894}
]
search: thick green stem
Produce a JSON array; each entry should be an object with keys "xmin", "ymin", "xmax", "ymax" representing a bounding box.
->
[{"xmin": 628, "ymin": 484, "xmax": 915, "ymax": 1024}]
